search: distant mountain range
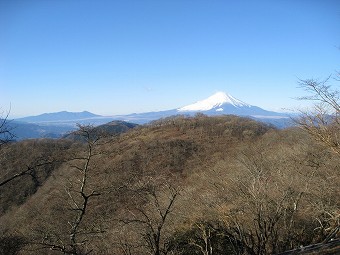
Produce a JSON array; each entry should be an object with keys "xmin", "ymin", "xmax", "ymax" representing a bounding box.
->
[
  {"xmin": 114, "ymin": 92, "xmax": 292, "ymax": 127},
  {"xmin": 17, "ymin": 111, "xmax": 101, "ymax": 123},
  {"xmin": 11, "ymin": 92, "xmax": 293, "ymax": 139},
  {"xmin": 15, "ymin": 111, "xmax": 116, "ymax": 126},
  {"xmin": 8, "ymin": 111, "xmax": 113, "ymax": 140}
]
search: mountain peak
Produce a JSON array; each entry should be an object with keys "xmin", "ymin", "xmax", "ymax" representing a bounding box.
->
[
  {"xmin": 178, "ymin": 92, "xmax": 250, "ymax": 112},
  {"xmin": 16, "ymin": 111, "xmax": 102, "ymax": 123}
]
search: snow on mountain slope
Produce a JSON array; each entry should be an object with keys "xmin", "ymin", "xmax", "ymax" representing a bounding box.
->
[{"xmin": 177, "ymin": 92, "xmax": 250, "ymax": 112}]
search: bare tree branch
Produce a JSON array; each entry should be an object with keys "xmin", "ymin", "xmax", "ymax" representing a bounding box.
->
[
  {"xmin": 295, "ymin": 77, "xmax": 340, "ymax": 156},
  {"xmin": 0, "ymin": 160, "xmax": 55, "ymax": 187},
  {"xmin": 122, "ymin": 184, "xmax": 178, "ymax": 255},
  {"xmin": 34, "ymin": 124, "xmax": 104, "ymax": 255},
  {"xmin": 0, "ymin": 108, "xmax": 15, "ymax": 147}
]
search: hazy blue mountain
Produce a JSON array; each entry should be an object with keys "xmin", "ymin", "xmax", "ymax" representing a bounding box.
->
[
  {"xmin": 16, "ymin": 111, "xmax": 101, "ymax": 123},
  {"xmin": 15, "ymin": 111, "xmax": 119, "ymax": 128},
  {"xmin": 6, "ymin": 120, "xmax": 77, "ymax": 140},
  {"xmin": 11, "ymin": 109, "xmax": 139, "ymax": 140},
  {"xmin": 113, "ymin": 110, "xmax": 178, "ymax": 124}
]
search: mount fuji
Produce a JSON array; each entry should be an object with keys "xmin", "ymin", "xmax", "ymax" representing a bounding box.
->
[
  {"xmin": 116, "ymin": 91, "xmax": 291, "ymax": 127},
  {"xmin": 178, "ymin": 92, "xmax": 250, "ymax": 111},
  {"xmin": 177, "ymin": 92, "xmax": 286, "ymax": 117}
]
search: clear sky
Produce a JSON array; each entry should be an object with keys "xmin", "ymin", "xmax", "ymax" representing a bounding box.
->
[{"xmin": 1, "ymin": 0, "xmax": 339, "ymax": 118}]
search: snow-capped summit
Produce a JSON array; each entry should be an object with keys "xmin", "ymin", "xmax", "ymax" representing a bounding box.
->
[
  {"xmin": 116, "ymin": 91, "xmax": 289, "ymax": 127},
  {"xmin": 178, "ymin": 92, "xmax": 250, "ymax": 112}
]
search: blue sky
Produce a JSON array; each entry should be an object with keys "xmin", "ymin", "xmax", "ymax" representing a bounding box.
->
[{"xmin": 1, "ymin": 0, "xmax": 339, "ymax": 117}]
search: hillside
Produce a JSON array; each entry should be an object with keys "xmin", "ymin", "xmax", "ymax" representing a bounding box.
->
[
  {"xmin": 62, "ymin": 120, "xmax": 138, "ymax": 141},
  {"xmin": 0, "ymin": 115, "xmax": 339, "ymax": 255}
]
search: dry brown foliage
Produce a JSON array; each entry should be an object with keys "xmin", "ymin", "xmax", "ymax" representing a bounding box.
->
[{"xmin": 0, "ymin": 115, "xmax": 338, "ymax": 254}]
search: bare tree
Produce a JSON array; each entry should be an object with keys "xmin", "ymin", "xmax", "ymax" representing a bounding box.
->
[
  {"xmin": 37, "ymin": 125, "xmax": 104, "ymax": 255},
  {"xmin": 187, "ymin": 222, "xmax": 215, "ymax": 255},
  {"xmin": 0, "ymin": 110, "xmax": 58, "ymax": 188},
  {"xmin": 122, "ymin": 183, "xmax": 178, "ymax": 255},
  {"xmin": 296, "ymin": 76, "xmax": 340, "ymax": 156},
  {"xmin": 0, "ymin": 109, "xmax": 15, "ymax": 148}
]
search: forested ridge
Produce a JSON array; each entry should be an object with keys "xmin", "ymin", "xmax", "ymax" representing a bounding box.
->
[{"xmin": 0, "ymin": 113, "xmax": 339, "ymax": 255}]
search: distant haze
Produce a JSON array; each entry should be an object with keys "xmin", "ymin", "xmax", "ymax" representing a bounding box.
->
[{"xmin": 14, "ymin": 92, "xmax": 292, "ymax": 136}]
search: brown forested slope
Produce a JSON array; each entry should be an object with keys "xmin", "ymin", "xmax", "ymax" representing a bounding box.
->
[
  {"xmin": 0, "ymin": 139, "xmax": 73, "ymax": 216},
  {"xmin": 0, "ymin": 115, "xmax": 339, "ymax": 255}
]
